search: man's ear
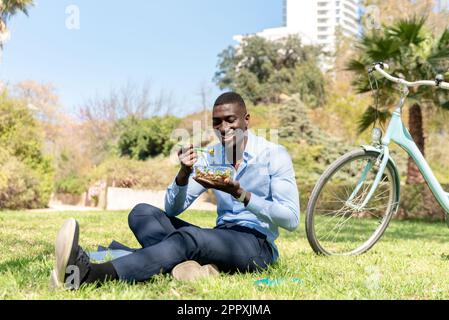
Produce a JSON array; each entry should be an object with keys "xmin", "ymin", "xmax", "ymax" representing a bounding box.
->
[{"xmin": 245, "ymin": 113, "xmax": 250, "ymax": 129}]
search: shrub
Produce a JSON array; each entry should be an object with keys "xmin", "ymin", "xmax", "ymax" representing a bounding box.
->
[
  {"xmin": 54, "ymin": 174, "xmax": 88, "ymax": 196},
  {"xmin": 398, "ymin": 183, "xmax": 447, "ymax": 221},
  {"xmin": 278, "ymin": 96, "xmax": 349, "ymax": 185},
  {"xmin": 0, "ymin": 153, "xmax": 49, "ymax": 209},
  {"xmin": 0, "ymin": 92, "xmax": 54, "ymax": 209},
  {"xmin": 117, "ymin": 116, "xmax": 181, "ymax": 160},
  {"xmin": 89, "ymin": 156, "xmax": 178, "ymax": 190},
  {"xmin": 297, "ymin": 182, "xmax": 447, "ymax": 222}
]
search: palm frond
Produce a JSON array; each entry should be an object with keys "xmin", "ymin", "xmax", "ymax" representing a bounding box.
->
[
  {"xmin": 346, "ymin": 59, "xmax": 367, "ymax": 73},
  {"xmin": 367, "ymin": 38, "xmax": 402, "ymax": 61},
  {"xmin": 409, "ymin": 85, "xmax": 435, "ymax": 100},
  {"xmin": 387, "ymin": 16, "xmax": 427, "ymax": 47},
  {"xmin": 436, "ymin": 28, "xmax": 449, "ymax": 51},
  {"xmin": 1, "ymin": 0, "xmax": 34, "ymax": 21},
  {"xmin": 427, "ymin": 28, "xmax": 449, "ymax": 71},
  {"xmin": 357, "ymin": 106, "xmax": 391, "ymax": 134}
]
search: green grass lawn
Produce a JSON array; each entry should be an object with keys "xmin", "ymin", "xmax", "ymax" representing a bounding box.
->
[{"xmin": 1, "ymin": 209, "xmax": 449, "ymax": 300}]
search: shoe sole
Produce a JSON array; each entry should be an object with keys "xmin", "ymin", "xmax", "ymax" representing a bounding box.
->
[
  {"xmin": 172, "ymin": 261, "xmax": 219, "ymax": 282},
  {"xmin": 202, "ymin": 264, "xmax": 219, "ymax": 276},
  {"xmin": 50, "ymin": 218, "xmax": 79, "ymax": 289}
]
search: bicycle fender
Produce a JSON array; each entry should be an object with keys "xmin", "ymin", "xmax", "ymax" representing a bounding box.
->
[{"xmin": 361, "ymin": 145, "xmax": 401, "ymax": 211}]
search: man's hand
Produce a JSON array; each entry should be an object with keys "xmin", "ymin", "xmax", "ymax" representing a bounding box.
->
[
  {"xmin": 176, "ymin": 144, "xmax": 198, "ymax": 186},
  {"xmin": 193, "ymin": 176, "xmax": 243, "ymax": 199},
  {"xmin": 178, "ymin": 144, "xmax": 197, "ymax": 174}
]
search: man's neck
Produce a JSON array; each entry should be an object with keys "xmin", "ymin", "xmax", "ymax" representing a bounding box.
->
[{"xmin": 224, "ymin": 134, "xmax": 248, "ymax": 168}]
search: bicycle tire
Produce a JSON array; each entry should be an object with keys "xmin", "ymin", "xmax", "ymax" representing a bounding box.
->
[{"xmin": 305, "ymin": 148, "xmax": 400, "ymax": 256}]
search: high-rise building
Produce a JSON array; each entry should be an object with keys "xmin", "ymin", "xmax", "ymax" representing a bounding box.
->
[{"xmin": 234, "ymin": 0, "xmax": 361, "ymax": 55}]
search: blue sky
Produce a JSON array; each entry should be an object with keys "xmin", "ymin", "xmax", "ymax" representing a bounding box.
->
[{"xmin": 1, "ymin": 0, "xmax": 284, "ymax": 117}]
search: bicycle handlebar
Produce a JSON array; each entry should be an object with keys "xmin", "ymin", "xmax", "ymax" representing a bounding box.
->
[{"xmin": 372, "ymin": 63, "xmax": 449, "ymax": 90}]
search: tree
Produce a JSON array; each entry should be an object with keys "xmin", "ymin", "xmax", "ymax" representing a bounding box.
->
[
  {"xmin": 278, "ymin": 95, "xmax": 350, "ymax": 185},
  {"xmin": 11, "ymin": 81, "xmax": 95, "ymax": 196},
  {"xmin": 333, "ymin": 1, "xmax": 449, "ymax": 100},
  {"xmin": 117, "ymin": 116, "xmax": 181, "ymax": 160},
  {"xmin": 214, "ymin": 35, "xmax": 326, "ymax": 107},
  {"xmin": 0, "ymin": 0, "xmax": 34, "ymax": 48},
  {"xmin": 78, "ymin": 81, "xmax": 174, "ymax": 165},
  {"xmin": 0, "ymin": 91, "xmax": 54, "ymax": 209},
  {"xmin": 363, "ymin": 0, "xmax": 449, "ymax": 34},
  {"xmin": 13, "ymin": 81, "xmax": 67, "ymax": 150},
  {"xmin": 347, "ymin": 17, "xmax": 449, "ymax": 185}
]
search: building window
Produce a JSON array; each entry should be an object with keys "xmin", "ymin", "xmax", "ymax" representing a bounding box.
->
[{"xmin": 282, "ymin": 0, "xmax": 287, "ymax": 26}]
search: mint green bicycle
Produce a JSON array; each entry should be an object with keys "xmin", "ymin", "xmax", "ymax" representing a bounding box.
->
[{"xmin": 305, "ymin": 62, "xmax": 449, "ymax": 256}]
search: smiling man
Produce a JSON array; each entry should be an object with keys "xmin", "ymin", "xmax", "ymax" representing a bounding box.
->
[{"xmin": 50, "ymin": 92, "xmax": 300, "ymax": 289}]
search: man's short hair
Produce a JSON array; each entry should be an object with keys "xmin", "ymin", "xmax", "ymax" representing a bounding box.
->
[{"xmin": 213, "ymin": 92, "xmax": 246, "ymax": 111}]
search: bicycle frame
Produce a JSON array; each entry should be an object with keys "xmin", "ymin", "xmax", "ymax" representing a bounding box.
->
[{"xmin": 348, "ymin": 89, "xmax": 449, "ymax": 214}]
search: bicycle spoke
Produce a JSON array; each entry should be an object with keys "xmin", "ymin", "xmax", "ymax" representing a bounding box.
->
[{"xmin": 308, "ymin": 152, "xmax": 397, "ymax": 256}]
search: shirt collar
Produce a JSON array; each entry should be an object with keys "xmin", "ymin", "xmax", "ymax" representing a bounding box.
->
[
  {"xmin": 213, "ymin": 129, "xmax": 258, "ymax": 165},
  {"xmin": 243, "ymin": 130, "xmax": 258, "ymax": 161}
]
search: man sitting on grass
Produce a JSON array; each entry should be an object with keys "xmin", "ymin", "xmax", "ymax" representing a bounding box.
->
[{"xmin": 50, "ymin": 92, "xmax": 300, "ymax": 289}]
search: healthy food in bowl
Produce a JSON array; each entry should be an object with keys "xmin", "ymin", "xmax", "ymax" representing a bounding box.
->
[
  {"xmin": 194, "ymin": 166, "xmax": 235, "ymax": 183},
  {"xmin": 177, "ymin": 144, "xmax": 234, "ymax": 183}
]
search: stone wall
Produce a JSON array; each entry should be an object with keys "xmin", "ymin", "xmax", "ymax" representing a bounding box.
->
[{"xmin": 105, "ymin": 187, "xmax": 216, "ymax": 211}]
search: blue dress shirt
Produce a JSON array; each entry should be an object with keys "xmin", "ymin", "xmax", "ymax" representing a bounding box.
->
[{"xmin": 164, "ymin": 130, "xmax": 300, "ymax": 261}]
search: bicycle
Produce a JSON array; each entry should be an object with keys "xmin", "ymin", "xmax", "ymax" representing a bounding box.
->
[{"xmin": 305, "ymin": 62, "xmax": 449, "ymax": 256}]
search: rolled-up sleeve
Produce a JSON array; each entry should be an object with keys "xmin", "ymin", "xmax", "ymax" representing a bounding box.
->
[
  {"xmin": 246, "ymin": 147, "xmax": 300, "ymax": 231},
  {"xmin": 164, "ymin": 175, "xmax": 207, "ymax": 217}
]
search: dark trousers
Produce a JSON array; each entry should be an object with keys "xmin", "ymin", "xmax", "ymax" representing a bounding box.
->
[{"xmin": 110, "ymin": 203, "xmax": 274, "ymax": 282}]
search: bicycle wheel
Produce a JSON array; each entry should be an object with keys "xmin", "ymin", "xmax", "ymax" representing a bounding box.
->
[{"xmin": 306, "ymin": 149, "xmax": 400, "ymax": 256}]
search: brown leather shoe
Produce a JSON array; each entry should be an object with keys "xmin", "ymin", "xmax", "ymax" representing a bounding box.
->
[{"xmin": 171, "ymin": 260, "xmax": 219, "ymax": 282}]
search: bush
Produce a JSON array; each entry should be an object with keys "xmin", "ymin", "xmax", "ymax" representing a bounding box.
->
[
  {"xmin": 54, "ymin": 174, "xmax": 88, "ymax": 196},
  {"xmin": 298, "ymin": 183, "xmax": 447, "ymax": 222},
  {"xmin": 0, "ymin": 154, "xmax": 48, "ymax": 209},
  {"xmin": 398, "ymin": 183, "xmax": 447, "ymax": 221},
  {"xmin": 0, "ymin": 93, "xmax": 54, "ymax": 209},
  {"xmin": 117, "ymin": 116, "xmax": 181, "ymax": 160},
  {"xmin": 90, "ymin": 156, "xmax": 178, "ymax": 190},
  {"xmin": 278, "ymin": 96, "xmax": 349, "ymax": 185}
]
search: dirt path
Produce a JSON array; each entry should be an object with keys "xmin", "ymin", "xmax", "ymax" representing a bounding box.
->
[{"xmin": 28, "ymin": 197, "xmax": 217, "ymax": 213}]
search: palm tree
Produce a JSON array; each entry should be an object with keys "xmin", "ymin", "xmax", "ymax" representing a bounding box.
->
[
  {"xmin": 0, "ymin": 0, "xmax": 34, "ymax": 47},
  {"xmin": 347, "ymin": 17, "xmax": 449, "ymax": 185}
]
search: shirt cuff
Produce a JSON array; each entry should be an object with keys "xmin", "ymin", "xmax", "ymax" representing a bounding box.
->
[{"xmin": 169, "ymin": 177, "xmax": 188, "ymax": 195}]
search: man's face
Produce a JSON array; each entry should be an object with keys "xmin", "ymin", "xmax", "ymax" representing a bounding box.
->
[{"xmin": 212, "ymin": 103, "xmax": 250, "ymax": 148}]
